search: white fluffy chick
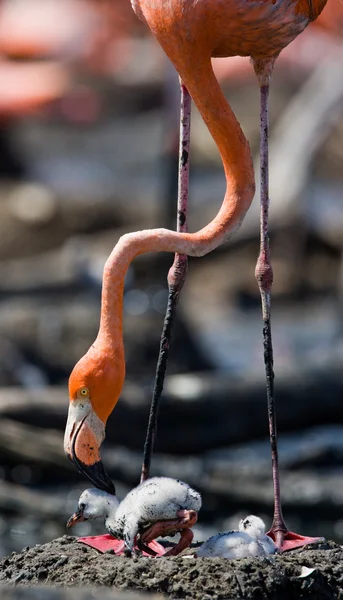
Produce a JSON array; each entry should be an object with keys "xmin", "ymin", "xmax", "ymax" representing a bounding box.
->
[
  {"xmin": 196, "ymin": 515, "xmax": 276, "ymax": 559},
  {"xmin": 110, "ymin": 476, "xmax": 201, "ymax": 551},
  {"xmin": 68, "ymin": 476, "xmax": 201, "ymax": 553}
]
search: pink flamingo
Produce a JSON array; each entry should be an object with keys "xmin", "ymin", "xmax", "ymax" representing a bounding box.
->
[{"xmin": 65, "ymin": 0, "xmax": 327, "ymax": 554}]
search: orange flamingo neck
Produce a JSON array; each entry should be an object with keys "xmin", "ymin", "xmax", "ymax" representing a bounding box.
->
[{"xmin": 96, "ymin": 60, "xmax": 255, "ymax": 351}]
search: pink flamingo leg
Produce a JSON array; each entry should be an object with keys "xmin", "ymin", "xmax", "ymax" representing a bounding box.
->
[
  {"xmin": 141, "ymin": 519, "xmax": 182, "ymax": 543},
  {"xmin": 141, "ymin": 509, "xmax": 197, "ymax": 555},
  {"xmin": 141, "ymin": 80, "xmax": 191, "ymax": 482},
  {"xmin": 254, "ymin": 64, "xmax": 324, "ymax": 552},
  {"xmin": 78, "ymin": 534, "xmax": 165, "ymax": 556},
  {"xmin": 163, "ymin": 529, "xmax": 194, "ymax": 556},
  {"xmin": 141, "ymin": 509, "xmax": 198, "ymax": 542}
]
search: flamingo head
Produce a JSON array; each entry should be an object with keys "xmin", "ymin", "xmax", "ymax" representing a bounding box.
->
[{"xmin": 64, "ymin": 346, "xmax": 125, "ymax": 495}]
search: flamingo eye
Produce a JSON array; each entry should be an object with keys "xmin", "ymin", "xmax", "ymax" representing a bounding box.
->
[{"xmin": 79, "ymin": 387, "xmax": 90, "ymax": 397}]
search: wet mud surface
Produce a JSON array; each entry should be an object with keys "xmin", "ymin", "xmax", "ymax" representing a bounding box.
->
[{"xmin": 0, "ymin": 536, "xmax": 342, "ymax": 599}]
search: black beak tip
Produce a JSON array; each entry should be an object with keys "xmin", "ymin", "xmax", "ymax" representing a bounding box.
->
[
  {"xmin": 73, "ymin": 456, "xmax": 116, "ymax": 496},
  {"xmin": 93, "ymin": 469, "xmax": 116, "ymax": 495},
  {"xmin": 70, "ymin": 417, "xmax": 116, "ymax": 496}
]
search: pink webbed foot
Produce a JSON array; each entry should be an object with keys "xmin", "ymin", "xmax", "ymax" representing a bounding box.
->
[
  {"xmin": 78, "ymin": 534, "xmax": 165, "ymax": 556},
  {"xmin": 267, "ymin": 529, "xmax": 325, "ymax": 552}
]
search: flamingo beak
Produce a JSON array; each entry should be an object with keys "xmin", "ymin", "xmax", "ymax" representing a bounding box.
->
[
  {"xmin": 66, "ymin": 507, "xmax": 85, "ymax": 529},
  {"xmin": 64, "ymin": 403, "xmax": 115, "ymax": 495}
]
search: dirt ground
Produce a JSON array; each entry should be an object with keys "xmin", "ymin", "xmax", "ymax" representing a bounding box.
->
[
  {"xmin": 0, "ymin": 536, "xmax": 342, "ymax": 600},
  {"xmin": 0, "ymin": 587, "xmax": 159, "ymax": 600}
]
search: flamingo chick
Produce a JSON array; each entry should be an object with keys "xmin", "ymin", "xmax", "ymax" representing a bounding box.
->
[
  {"xmin": 197, "ymin": 516, "xmax": 276, "ymax": 559},
  {"xmin": 67, "ymin": 476, "xmax": 201, "ymax": 557}
]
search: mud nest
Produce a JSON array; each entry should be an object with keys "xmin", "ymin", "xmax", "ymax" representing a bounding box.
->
[{"xmin": 0, "ymin": 536, "xmax": 342, "ymax": 599}]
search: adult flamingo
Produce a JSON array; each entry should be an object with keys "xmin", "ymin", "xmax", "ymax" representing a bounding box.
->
[{"xmin": 64, "ymin": 0, "xmax": 327, "ymax": 552}]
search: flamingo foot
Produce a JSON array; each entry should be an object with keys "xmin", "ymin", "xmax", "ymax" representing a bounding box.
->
[
  {"xmin": 267, "ymin": 529, "xmax": 325, "ymax": 553},
  {"xmin": 78, "ymin": 534, "xmax": 165, "ymax": 557}
]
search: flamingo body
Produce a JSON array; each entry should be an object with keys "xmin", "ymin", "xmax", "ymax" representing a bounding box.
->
[{"xmin": 133, "ymin": 0, "xmax": 325, "ymax": 60}]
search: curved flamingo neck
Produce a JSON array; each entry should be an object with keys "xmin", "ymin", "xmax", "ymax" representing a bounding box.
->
[
  {"xmin": 179, "ymin": 57, "xmax": 255, "ymax": 207},
  {"xmin": 97, "ymin": 57, "xmax": 255, "ymax": 350},
  {"xmin": 96, "ymin": 247, "xmax": 126, "ymax": 351},
  {"xmin": 97, "ymin": 231, "xmax": 182, "ymax": 346}
]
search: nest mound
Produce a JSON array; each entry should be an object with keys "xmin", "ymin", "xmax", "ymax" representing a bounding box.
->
[{"xmin": 0, "ymin": 536, "xmax": 342, "ymax": 599}]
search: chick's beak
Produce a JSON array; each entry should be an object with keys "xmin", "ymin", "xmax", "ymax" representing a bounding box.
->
[
  {"xmin": 64, "ymin": 403, "xmax": 115, "ymax": 495},
  {"xmin": 66, "ymin": 507, "xmax": 84, "ymax": 529}
]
